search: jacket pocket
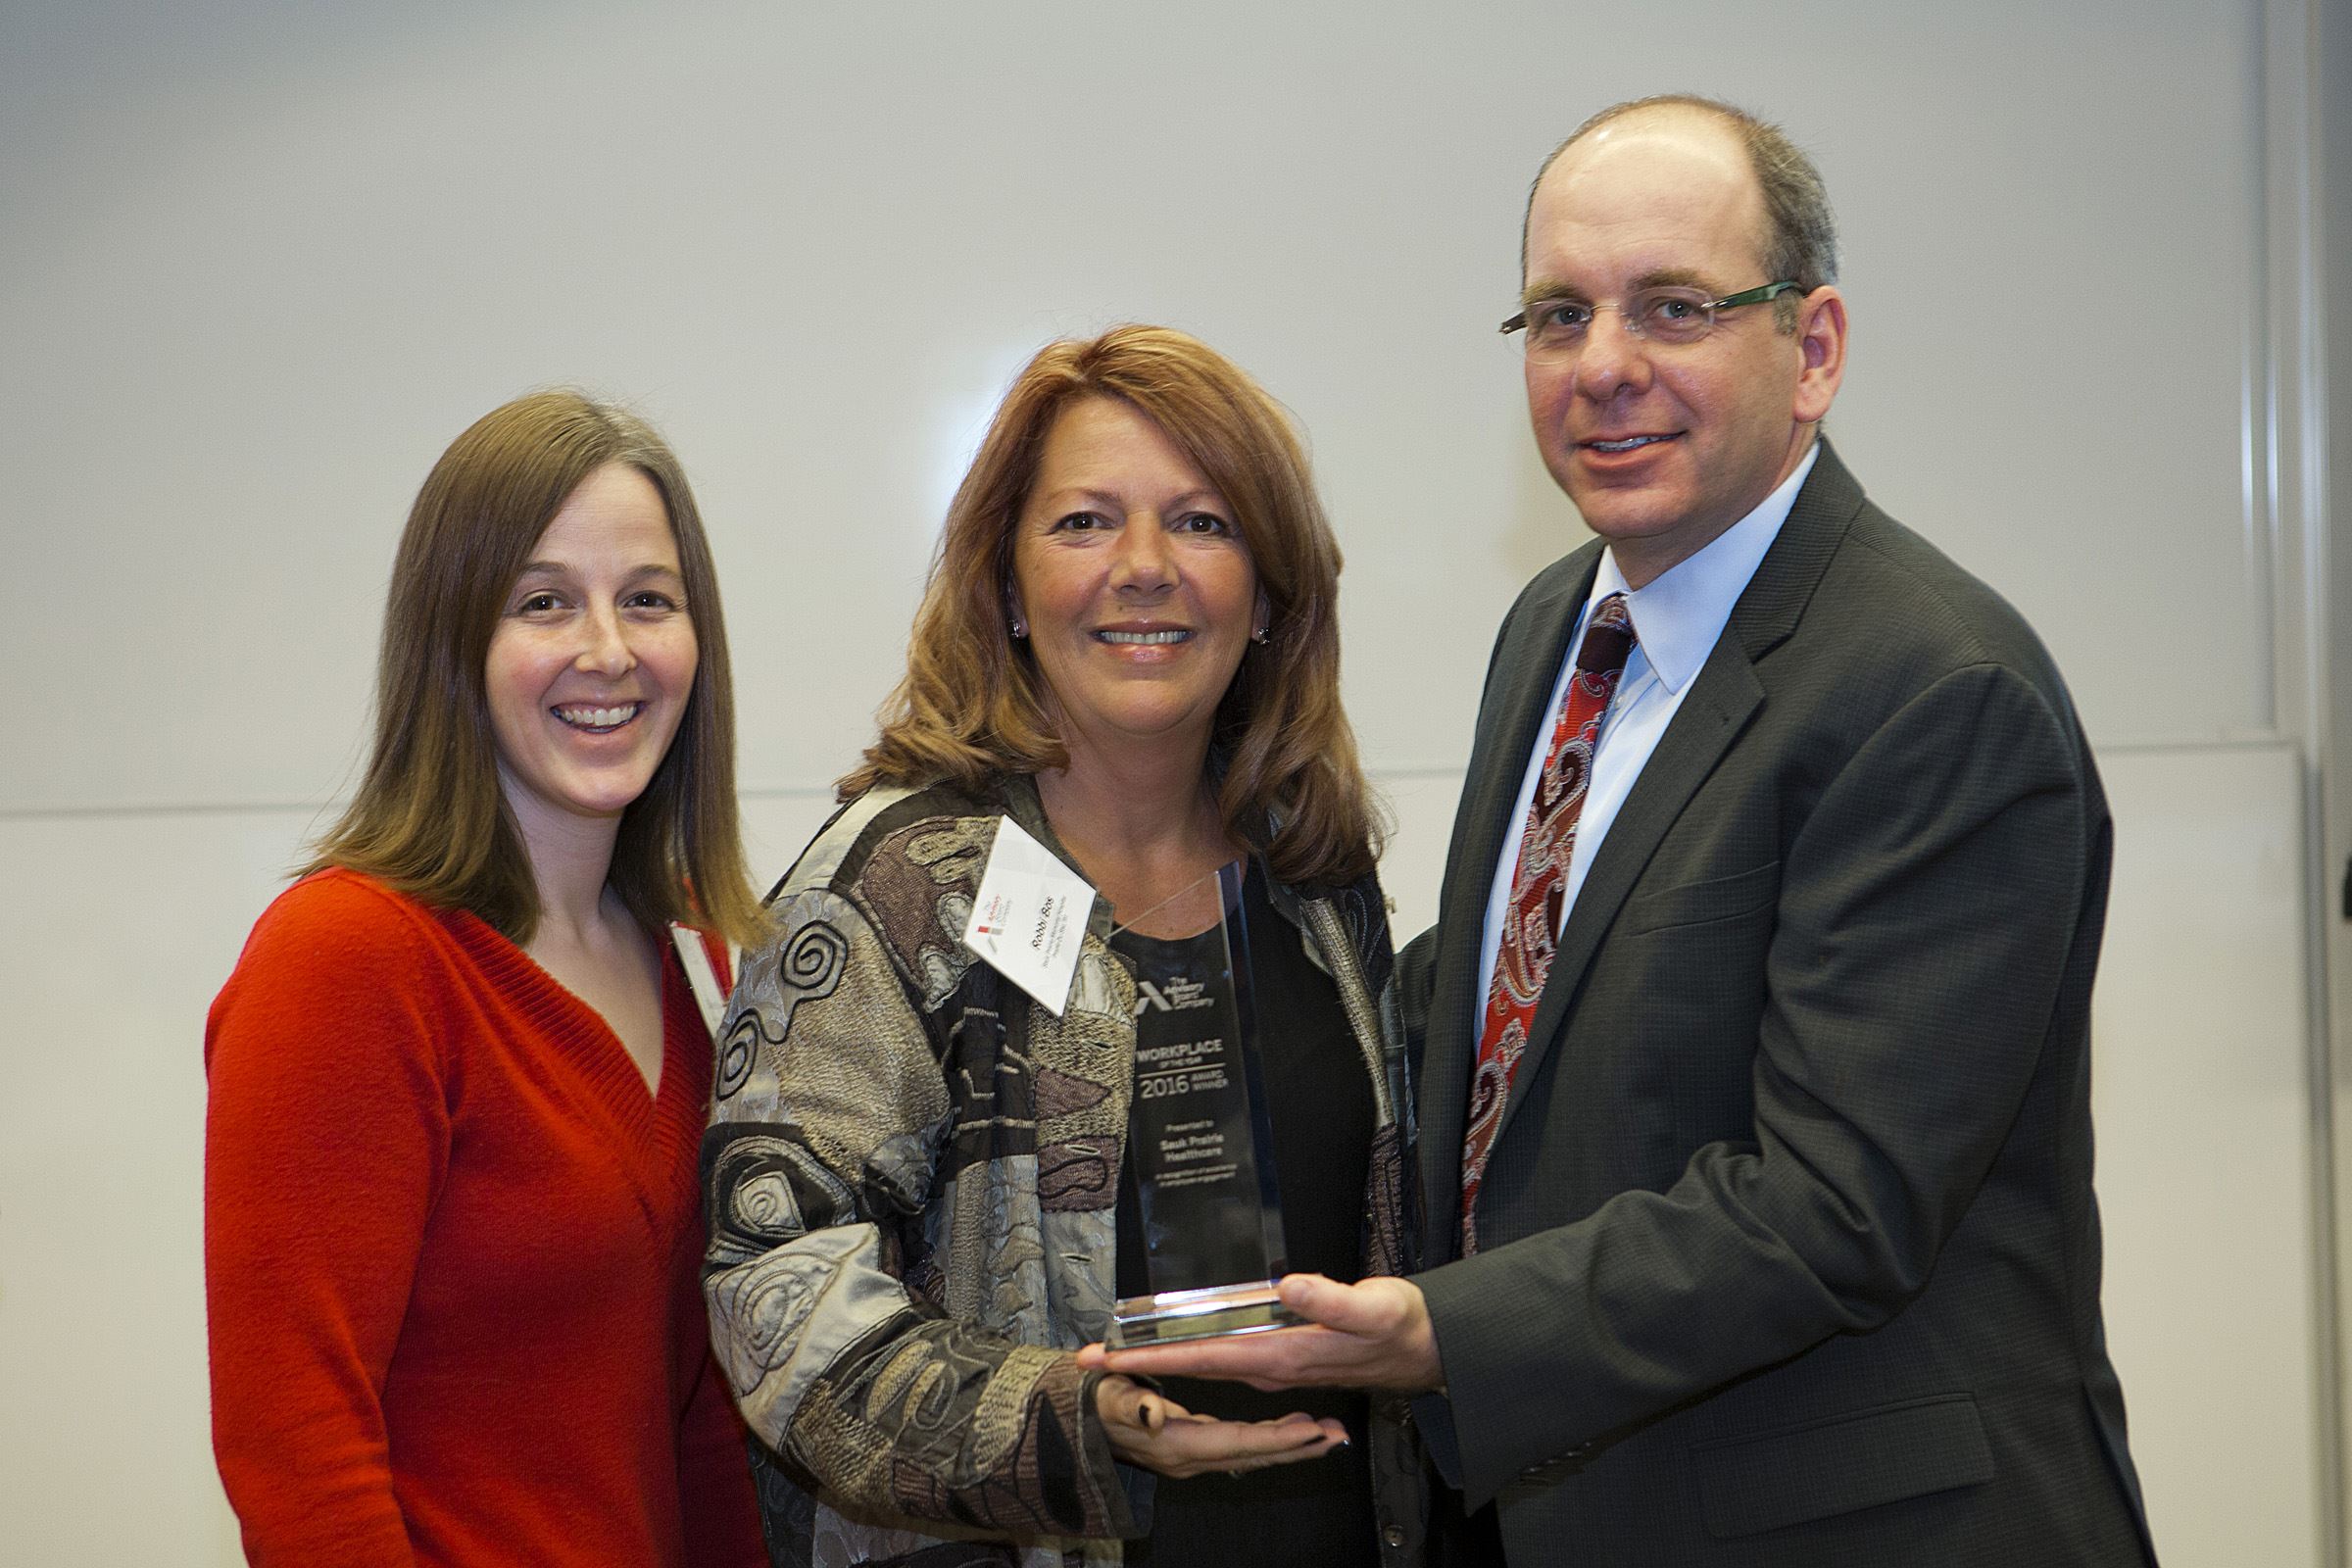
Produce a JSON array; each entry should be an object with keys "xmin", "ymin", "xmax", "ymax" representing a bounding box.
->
[
  {"xmin": 1624, "ymin": 858, "xmax": 1780, "ymax": 935},
  {"xmin": 1690, "ymin": 1393, "xmax": 1993, "ymax": 1539}
]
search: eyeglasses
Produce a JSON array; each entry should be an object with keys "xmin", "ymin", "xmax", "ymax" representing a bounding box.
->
[{"xmin": 1500, "ymin": 281, "xmax": 1800, "ymax": 359}]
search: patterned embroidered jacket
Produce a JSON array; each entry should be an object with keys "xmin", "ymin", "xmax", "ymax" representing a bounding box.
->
[{"xmin": 702, "ymin": 775, "xmax": 1422, "ymax": 1568}]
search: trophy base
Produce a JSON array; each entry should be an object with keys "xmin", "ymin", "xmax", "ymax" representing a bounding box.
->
[{"xmin": 1107, "ymin": 1280, "xmax": 1301, "ymax": 1348}]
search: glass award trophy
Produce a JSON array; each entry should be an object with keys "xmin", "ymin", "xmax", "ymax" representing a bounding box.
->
[{"xmin": 1107, "ymin": 860, "xmax": 1299, "ymax": 1348}]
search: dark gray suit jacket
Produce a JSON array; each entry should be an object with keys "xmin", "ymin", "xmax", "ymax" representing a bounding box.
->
[{"xmin": 1401, "ymin": 445, "xmax": 2157, "ymax": 1565}]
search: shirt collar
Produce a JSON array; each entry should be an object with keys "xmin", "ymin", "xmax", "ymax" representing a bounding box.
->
[{"xmin": 1590, "ymin": 441, "xmax": 1820, "ymax": 695}]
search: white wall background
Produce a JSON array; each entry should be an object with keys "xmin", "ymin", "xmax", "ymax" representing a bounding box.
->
[{"xmin": 0, "ymin": 1, "xmax": 2337, "ymax": 1562}]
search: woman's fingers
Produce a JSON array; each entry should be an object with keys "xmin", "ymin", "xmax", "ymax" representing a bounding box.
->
[
  {"xmin": 1176, "ymin": 1412, "xmax": 1348, "ymax": 1479},
  {"xmin": 1217, "ymin": 1419, "xmax": 1350, "ymax": 1477},
  {"xmin": 1093, "ymin": 1373, "xmax": 1163, "ymax": 1435},
  {"xmin": 1102, "ymin": 1404, "xmax": 1348, "ymax": 1479},
  {"xmin": 1096, "ymin": 1371, "xmax": 1353, "ymax": 1478}
]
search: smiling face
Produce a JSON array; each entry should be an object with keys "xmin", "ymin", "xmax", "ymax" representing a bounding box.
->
[
  {"xmin": 484, "ymin": 462, "xmax": 699, "ymax": 848},
  {"xmin": 1008, "ymin": 396, "xmax": 1263, "ymax": 772},
  {"xmin": 1522, "ymin": 109, "xmax": 1843, "ymax": 585}
]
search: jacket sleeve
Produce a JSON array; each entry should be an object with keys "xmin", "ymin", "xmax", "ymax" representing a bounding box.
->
[
  {"xmin": 203, "ymin": 876, "xmax": 441, "ymax": 1568},
  {"xmin": 1416, "ymin": 662, "xmax": 2097, "ymax": 1504},
  {"xmin": 702, "ymin": 882, "xmax": 1136, "ymax": 1540}
]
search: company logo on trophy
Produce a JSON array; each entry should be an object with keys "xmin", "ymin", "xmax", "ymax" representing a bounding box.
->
[{"xmin": 1106, "ymin": 860, "xmax": 1299, "ymax": 1348}]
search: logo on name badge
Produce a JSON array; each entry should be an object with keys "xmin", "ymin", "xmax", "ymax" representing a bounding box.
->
[{"xmin": 972, "ymin": 892, "xmax": 1012, "ymax": 940}]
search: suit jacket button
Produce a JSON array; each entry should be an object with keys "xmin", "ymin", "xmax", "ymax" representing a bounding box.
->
[{"xmin": 1382, "ymin": 1525, "xmax": 1406, "ymax": 1548}]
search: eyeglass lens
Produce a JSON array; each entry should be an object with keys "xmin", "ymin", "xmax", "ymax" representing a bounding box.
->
[{"xmin": 1521, "ymin": 289, "xmax": 1719, "ymax": 355}]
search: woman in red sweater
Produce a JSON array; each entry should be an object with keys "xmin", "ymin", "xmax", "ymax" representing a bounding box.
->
[{"xmin": 205, "ymin": 391, "xmax": 770, "ymax": 1567}]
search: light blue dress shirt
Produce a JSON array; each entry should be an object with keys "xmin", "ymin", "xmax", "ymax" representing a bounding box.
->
[{"xmin": 1472, "ymin": 443, "xmax": 1820, "ymax": 1035}]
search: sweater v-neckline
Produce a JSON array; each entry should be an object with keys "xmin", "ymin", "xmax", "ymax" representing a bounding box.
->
[
  {"xmin": 451, "ymin": 911, "xmax": 702, "ymax": 1161},
  {"xmin": 522, "ymin": 947, "xmax": 671, "ymax": 1103}
]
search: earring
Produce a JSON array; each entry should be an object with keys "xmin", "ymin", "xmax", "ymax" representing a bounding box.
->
[
  {"xmin": 1010, "ymin": 616, "xmax": 1029, "ymax": 639},
  {"xmin": 1250, "ymin": 626, "xmax": 1270, "ymax": 645}
]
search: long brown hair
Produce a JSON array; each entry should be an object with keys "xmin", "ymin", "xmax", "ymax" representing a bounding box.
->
[
  {"xmin": 308, "ymin": 390, "xmax": 763, "ymax": 947},
  {"xmin": 844, "ymin": 325, "xmax": 1382, "ymax": 888}
]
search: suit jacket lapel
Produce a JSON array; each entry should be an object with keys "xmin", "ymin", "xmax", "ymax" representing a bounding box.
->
[
  {"xmin": 1504, "ymin": 647, "xmax": 1762, "ymax": 1121},
  {"xmin": 1417, "ymin": 548, "xmax": 1599, "ymax": 1241},
  {"xmin": 1495, "ymin": 441, "xmax": 1869, "ymax": 1141}
]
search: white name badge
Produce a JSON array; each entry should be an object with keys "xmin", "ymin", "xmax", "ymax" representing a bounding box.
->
[{"xmin": 962, "ymin": 815, "xmax": 1097, "ymax": 1017}]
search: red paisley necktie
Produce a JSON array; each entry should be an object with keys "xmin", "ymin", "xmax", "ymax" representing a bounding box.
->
[{"xmin": 1459, "ymin": 593, "xmax": 1637, "ymax": 1255}]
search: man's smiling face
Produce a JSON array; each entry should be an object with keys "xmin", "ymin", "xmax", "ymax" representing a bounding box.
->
[{"xmin": 1521, "ymin": 108, "xmax": 1838, "ymax": 585}]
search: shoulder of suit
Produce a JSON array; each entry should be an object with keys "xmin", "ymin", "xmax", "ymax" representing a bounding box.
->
[
  {"xmin": 1513, "ymin": 541, "xmax": 1603, "ymax": 616},
  {"xmin": 1485, "ymin": 543, "xmax": 1603, "ymax": 665},
  {"xmin": 1805, "ymin": 490, "xmax": 2070, "ymax": 697}
]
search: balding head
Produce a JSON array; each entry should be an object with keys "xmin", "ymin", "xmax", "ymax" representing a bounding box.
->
[
  {"xmin": 1512, "ymin": 98, "xmax": 1849, "ymax": 584},
  {"xmin": 1524, "ymin": 96, "xmax": 1838, "ymax": 329}
]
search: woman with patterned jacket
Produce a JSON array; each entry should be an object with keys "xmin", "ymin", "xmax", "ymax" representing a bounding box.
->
[{"xmin": 704, "ymin": 326, "xmax": 1422, "ymax": 1568}]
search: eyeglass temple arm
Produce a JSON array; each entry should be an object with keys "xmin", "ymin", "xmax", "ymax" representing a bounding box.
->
[{"xmin": 1709, "ymin": 280, "xmax": 1801, "ymax": 309}]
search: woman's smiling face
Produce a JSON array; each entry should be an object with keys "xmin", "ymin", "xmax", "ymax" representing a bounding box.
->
[
  {"xmin": 484, "ymin": 462, "xmax": 698, "ymax": 844},
  {"xmin": 1009, "ymin": 396, "xmax": 1263, "ymax": 768}
]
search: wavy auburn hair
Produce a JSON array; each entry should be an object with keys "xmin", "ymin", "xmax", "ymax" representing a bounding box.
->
[
  {"xmin": 307, "ymin": 390, "xmax": 763, "ymax": 948},
  {"xmin": 844, "ymin": 325, "xmax": 1382, "ymax": 889}
]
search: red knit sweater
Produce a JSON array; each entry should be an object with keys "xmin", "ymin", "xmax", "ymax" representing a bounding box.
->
[{"xmin": 204, "ymin": 868, "xmax": 767, "ymax": 1568}]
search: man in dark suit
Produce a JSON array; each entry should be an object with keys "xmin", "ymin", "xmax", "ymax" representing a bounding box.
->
[{"xmin": 1089, "ymin": 95, "xmax": 2157, "ymax": 1564}]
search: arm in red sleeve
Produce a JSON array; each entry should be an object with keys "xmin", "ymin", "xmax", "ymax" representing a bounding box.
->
[{"xmin": 203, "ymin": 872, "xmax": 448, "ymax": 1568}]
